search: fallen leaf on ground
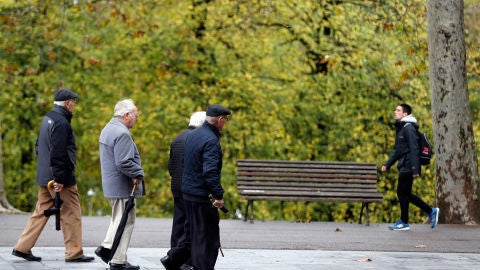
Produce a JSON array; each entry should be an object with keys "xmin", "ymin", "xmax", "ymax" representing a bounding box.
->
[
  {"xmin": 415, "ymin": 244, "xmax": 427, "ymax": 248},
  {"xmin": 335, "ymin": 227, "xmax": 342, "ymax": 232},
  {"xmin": 355, "ymin": 258, "xmax": 372, "ymax": 262}
]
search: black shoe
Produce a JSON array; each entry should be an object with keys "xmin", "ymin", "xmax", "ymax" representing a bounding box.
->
[
  {"xmin": 160, "ymin": 255, "xmax": 175, "ymax": 270},
  {"xmin": 109, "ymin": 262, "xmax": 140, "ymax": 270},
  {"xmin": 180, "ymin": 264, "xmax": 195, "ymax": 270},
  {"xmin": 12, "ymin": 249, "xmax": 42, "ymax": 261},
  {"xmin": 95, "ymin": 246, "xmax": 111, "ymax": 263},
  {"xmin": 65, "ymin": 255, "xmax": 95, "ymax": 262}
]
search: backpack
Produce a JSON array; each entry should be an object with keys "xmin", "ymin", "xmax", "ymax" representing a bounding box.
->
[{"xmin": 418, "ymin": 131, "xmax": 433, "ymax": 165}]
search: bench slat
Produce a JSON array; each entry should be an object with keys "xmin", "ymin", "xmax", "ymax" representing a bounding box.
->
[{"xmin": 241, "ymin": 196, "xmax": 383, "ymax": 203}]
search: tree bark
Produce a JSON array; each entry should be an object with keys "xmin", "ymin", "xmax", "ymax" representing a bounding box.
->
[
  {"xmin": 0, "ymin": 120, "xmax": 21, "ymax": 213},
  {"xmin": 427, "ymin": 0, "xmax": 480, "ymax": 224}
]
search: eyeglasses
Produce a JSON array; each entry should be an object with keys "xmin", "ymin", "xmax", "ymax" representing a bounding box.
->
[{"xmin": 219, "ymin": 115, "xmax": 229, "ymax": 121}]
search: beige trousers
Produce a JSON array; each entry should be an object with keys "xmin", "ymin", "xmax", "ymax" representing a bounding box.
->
[
  {"xmin": 14, "ymin": 185, "xmax": 84, "ymax": 259},
  {"xmin": 101, "ymin": 198, "xmax": 136, "ymax": 264}
]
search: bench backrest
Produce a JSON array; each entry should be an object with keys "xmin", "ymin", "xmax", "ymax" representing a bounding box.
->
[{"xmin": 236, "ymin": 159, "xmax": 382, "ymax": 203}]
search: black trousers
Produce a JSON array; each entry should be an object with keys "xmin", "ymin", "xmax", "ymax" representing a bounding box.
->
[
  {"xmin": 167, "ymin": 196, "xmax": 191, "ymax": 268},
  {"xmin": 397, "ymin": 172, "xmax": 433, "ymax": 224},
  {"xmin": 171, "ymin": 196, "xmax": 188, "ymax": 248},
  {"xmin": 184, "ymin": 199, "xmax": 220, "ymax": 270}
]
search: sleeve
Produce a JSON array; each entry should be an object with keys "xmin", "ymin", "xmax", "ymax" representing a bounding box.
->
[
  {"xmin": 113, "ymin": 133, "xmax": 144, "ymax": 179},
  {"xmin": 202, "ymin": 140, "xmax": 224, "ymax": 200},
  {"xmin": 384, "ymin": 129, "xmax": 409, "ymax": 169},
  {"xmin": 168, "ymin": 141, "xmax": 175, "ymax": 177},
  {"xmin": 50, "ymin": 122, "xmax": 70, "ymax": 184}
]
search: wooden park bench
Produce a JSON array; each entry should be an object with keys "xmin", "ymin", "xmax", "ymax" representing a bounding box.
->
[{"xmin": 236, "ymin": 159, "xmax": 382, "ymax": 225}]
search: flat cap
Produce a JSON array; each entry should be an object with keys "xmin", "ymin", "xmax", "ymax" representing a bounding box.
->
[
  {"xmin": 54, "ymin": 89, "xmax": 79, "ymax": 101},
  {"xmin": 206, "ymin": 104, "xmax": 231, "ymax": 117}
]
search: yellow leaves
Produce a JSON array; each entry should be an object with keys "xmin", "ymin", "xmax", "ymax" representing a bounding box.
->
[
  {"xmin": 383, "ymin": 22, "xmax": 395, "ymax": 32},
  {"xmin": 407, "ymin": 47, "xmax": 416, "ymax": 56},
  {"xmin": 128, "ymin": 30, "xmax": 146, "ymax": 39},
  {"xmin": 86, "ymin": 58, "xmax": 101, "ymax": 67},
  {"xmin": 84, "ymin": 35, "xmax": 103, "ymax": 45},
  {"xmin": 3, "ymin": 63, "xmax": 18, "ymax": 73},
  {"xmin": 48, "ymin": 51, "xmax": 57, "ymax": 60}
]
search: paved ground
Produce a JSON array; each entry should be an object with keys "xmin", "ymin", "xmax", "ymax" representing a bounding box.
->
[{"xmin": 1, "ymin": 214, "xmax": 479, "ymax": 269}]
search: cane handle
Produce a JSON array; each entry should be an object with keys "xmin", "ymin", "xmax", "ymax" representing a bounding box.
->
[{"xmin": 47, "ymin": 180, "xmax": 56, "ymax": 190}]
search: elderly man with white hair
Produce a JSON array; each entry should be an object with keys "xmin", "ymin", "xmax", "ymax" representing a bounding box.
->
[
  {"xmin": 96, "ymin": 99, "xmax": 145, "ymax": 270},
  {"xmin": 161, "ymin": 111, "xmax": 206, "ymax": 270}
]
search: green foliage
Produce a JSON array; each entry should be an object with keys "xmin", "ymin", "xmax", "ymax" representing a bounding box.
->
[{"xmin": 1, "ymin": 0, "xmax": 478, "ymax": 224}]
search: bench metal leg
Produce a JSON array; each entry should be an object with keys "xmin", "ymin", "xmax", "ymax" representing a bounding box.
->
[
  {"xmin": 244, "ymin": 200, "xmax": 254, "ymax": 223},
  {"xmin": 359, "ymin": 202, "xmax": 370, "ymax": 226}
]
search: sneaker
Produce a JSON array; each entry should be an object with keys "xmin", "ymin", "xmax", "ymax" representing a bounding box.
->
[
  {"xmin": 429, "ymin": 207, "xmax": 439, "ymax": 229},
  {"xmin": 388, "ymin": 220, "xmax": 410, "ymax": 231}
]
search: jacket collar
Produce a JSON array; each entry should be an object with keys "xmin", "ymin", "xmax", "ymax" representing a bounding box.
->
[{"xmin": 52, "ymin": 105, "xmax": 73, "ymax": 122}]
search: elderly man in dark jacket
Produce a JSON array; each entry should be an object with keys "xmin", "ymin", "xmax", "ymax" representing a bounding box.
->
[
  {"xmin": 382, "ymin": 103, "xmax": 439, "ymax": 231},
  {"xmin": 161, "ymin": 111, "xmax": 206, "ymax": 270},
  {"xmin": 182, "ymin": 104, "xmax": 231, "ymax": 270},
  {"xmin": 12, "ymin": 89, "xmax": 94, "ymax": 263}
]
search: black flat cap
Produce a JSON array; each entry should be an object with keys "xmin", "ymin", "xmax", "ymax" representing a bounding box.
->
[
  {"xmin": 54, "ymin": 89, "xmax": 79, "ymax": 101},
  {"xmin": 206, "ymin": 104, "xmax": 231, "ymax": 117}
]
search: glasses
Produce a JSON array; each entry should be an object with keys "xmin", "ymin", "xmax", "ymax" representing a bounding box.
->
[{"xmin": 125, "ymin": 110, "xmax": 139, "ymax": 119}]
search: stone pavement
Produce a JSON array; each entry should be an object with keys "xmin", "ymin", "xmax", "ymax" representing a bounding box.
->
[{"xmin": 1, "ymin": 214, "xmax": 479, "ymax": 269}]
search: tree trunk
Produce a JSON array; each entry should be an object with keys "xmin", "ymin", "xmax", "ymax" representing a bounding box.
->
[
  {"xmin": 0, "ymin": 120, "xmax": 21, "ymax": 213},
  {"xmin": 427, "ymin": 0, "xmax": 480, "ymax": 224}
]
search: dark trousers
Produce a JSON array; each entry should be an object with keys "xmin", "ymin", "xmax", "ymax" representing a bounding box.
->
[
  {"xmin": 184, "ymin": 199, "xmax": 220, "ymax": 270},
  {"xmin": 397, "ymin": 172, "xmax": 433, "ymax": 224},
  {"xmin": 171, "ymin": 196, "xmax": 188, "ymax": 248},
  {"xmin": 167, "ymin": 196, "xmax": 191, "ymax": 268}
]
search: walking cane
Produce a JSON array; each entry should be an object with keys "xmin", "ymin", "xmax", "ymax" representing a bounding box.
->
[
  {"xmin": 44, "ymin": 180, "xmax": 63, "ymax": 231},
  {"xmin": 209, "ymin": 194, "xmax": 228, "ymax": 257}
]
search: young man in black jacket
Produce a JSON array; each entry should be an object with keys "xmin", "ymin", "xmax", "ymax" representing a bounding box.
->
[{"xmin": 381, "ymin": 103, "xmax": 439, "ymax": 231}]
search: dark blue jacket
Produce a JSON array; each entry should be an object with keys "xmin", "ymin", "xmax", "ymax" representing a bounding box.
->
[
  {"xmin": 182, "ymin": 122, "xmax": 224, "ymax": 200},
  {"xmin": 36, "ymin": 105, "xmax": 77, "ymax": 186},
  {"xmin": 384, "ymin": 118, "xmax": 421, "ymax": 175}
]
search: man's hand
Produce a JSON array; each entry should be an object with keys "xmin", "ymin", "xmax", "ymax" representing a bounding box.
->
[
  {"xmin": 213, "ymin": 199, "xmax": 224, "ymax": 209},
  {"xmin": 53, "ymin": 182, "xmax": 64, "ymax": 192},
  {"xmin": 381, "ymin": 165, "xmax": 387, "ymax": 172},
  {"xmin": 413, "ymin": 174, "xmax": 419, "ymax": 178}
]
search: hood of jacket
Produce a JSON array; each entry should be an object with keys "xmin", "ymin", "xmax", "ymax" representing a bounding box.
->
[{"xmin": 395, "ymin": 114, "xmax": 419, "ymax": 130}]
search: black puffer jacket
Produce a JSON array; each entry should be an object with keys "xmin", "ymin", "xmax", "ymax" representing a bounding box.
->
[
  {"xmin": 384, "ymin": 115, "xmax": 421, "ymax": 175},
  {"xmin": 35, "ymin": 105, "xmax": 77, "ymax": 186},
  {"xmin": 168, "ymin": 126, "xmax": 195, "ymax": 197}
]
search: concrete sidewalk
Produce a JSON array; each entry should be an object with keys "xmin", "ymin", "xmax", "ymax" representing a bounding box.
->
[{"xmin": 1, "ymin": 214, "xmax": 479, "ymax": 269}]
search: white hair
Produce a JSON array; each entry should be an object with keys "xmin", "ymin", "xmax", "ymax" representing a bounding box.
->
[
  {"xmin": 113, "ymin": 99, "xmax": 136, "ymax": 117},
  {"xmin": 206, "ymin": 115, "xmax": 219, "ymax": 123},
  {"xmin": 189, "ymin": 111, "xmax": 206, "ymax": 127},
  {"xmin": 53, "ymin": 101, "xmax": 66, "ymax": 106}
]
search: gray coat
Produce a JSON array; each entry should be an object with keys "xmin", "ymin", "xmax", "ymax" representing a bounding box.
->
[{"xmin": 99, "ymin": 118, "xmax": 145, "ymax": 199}]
